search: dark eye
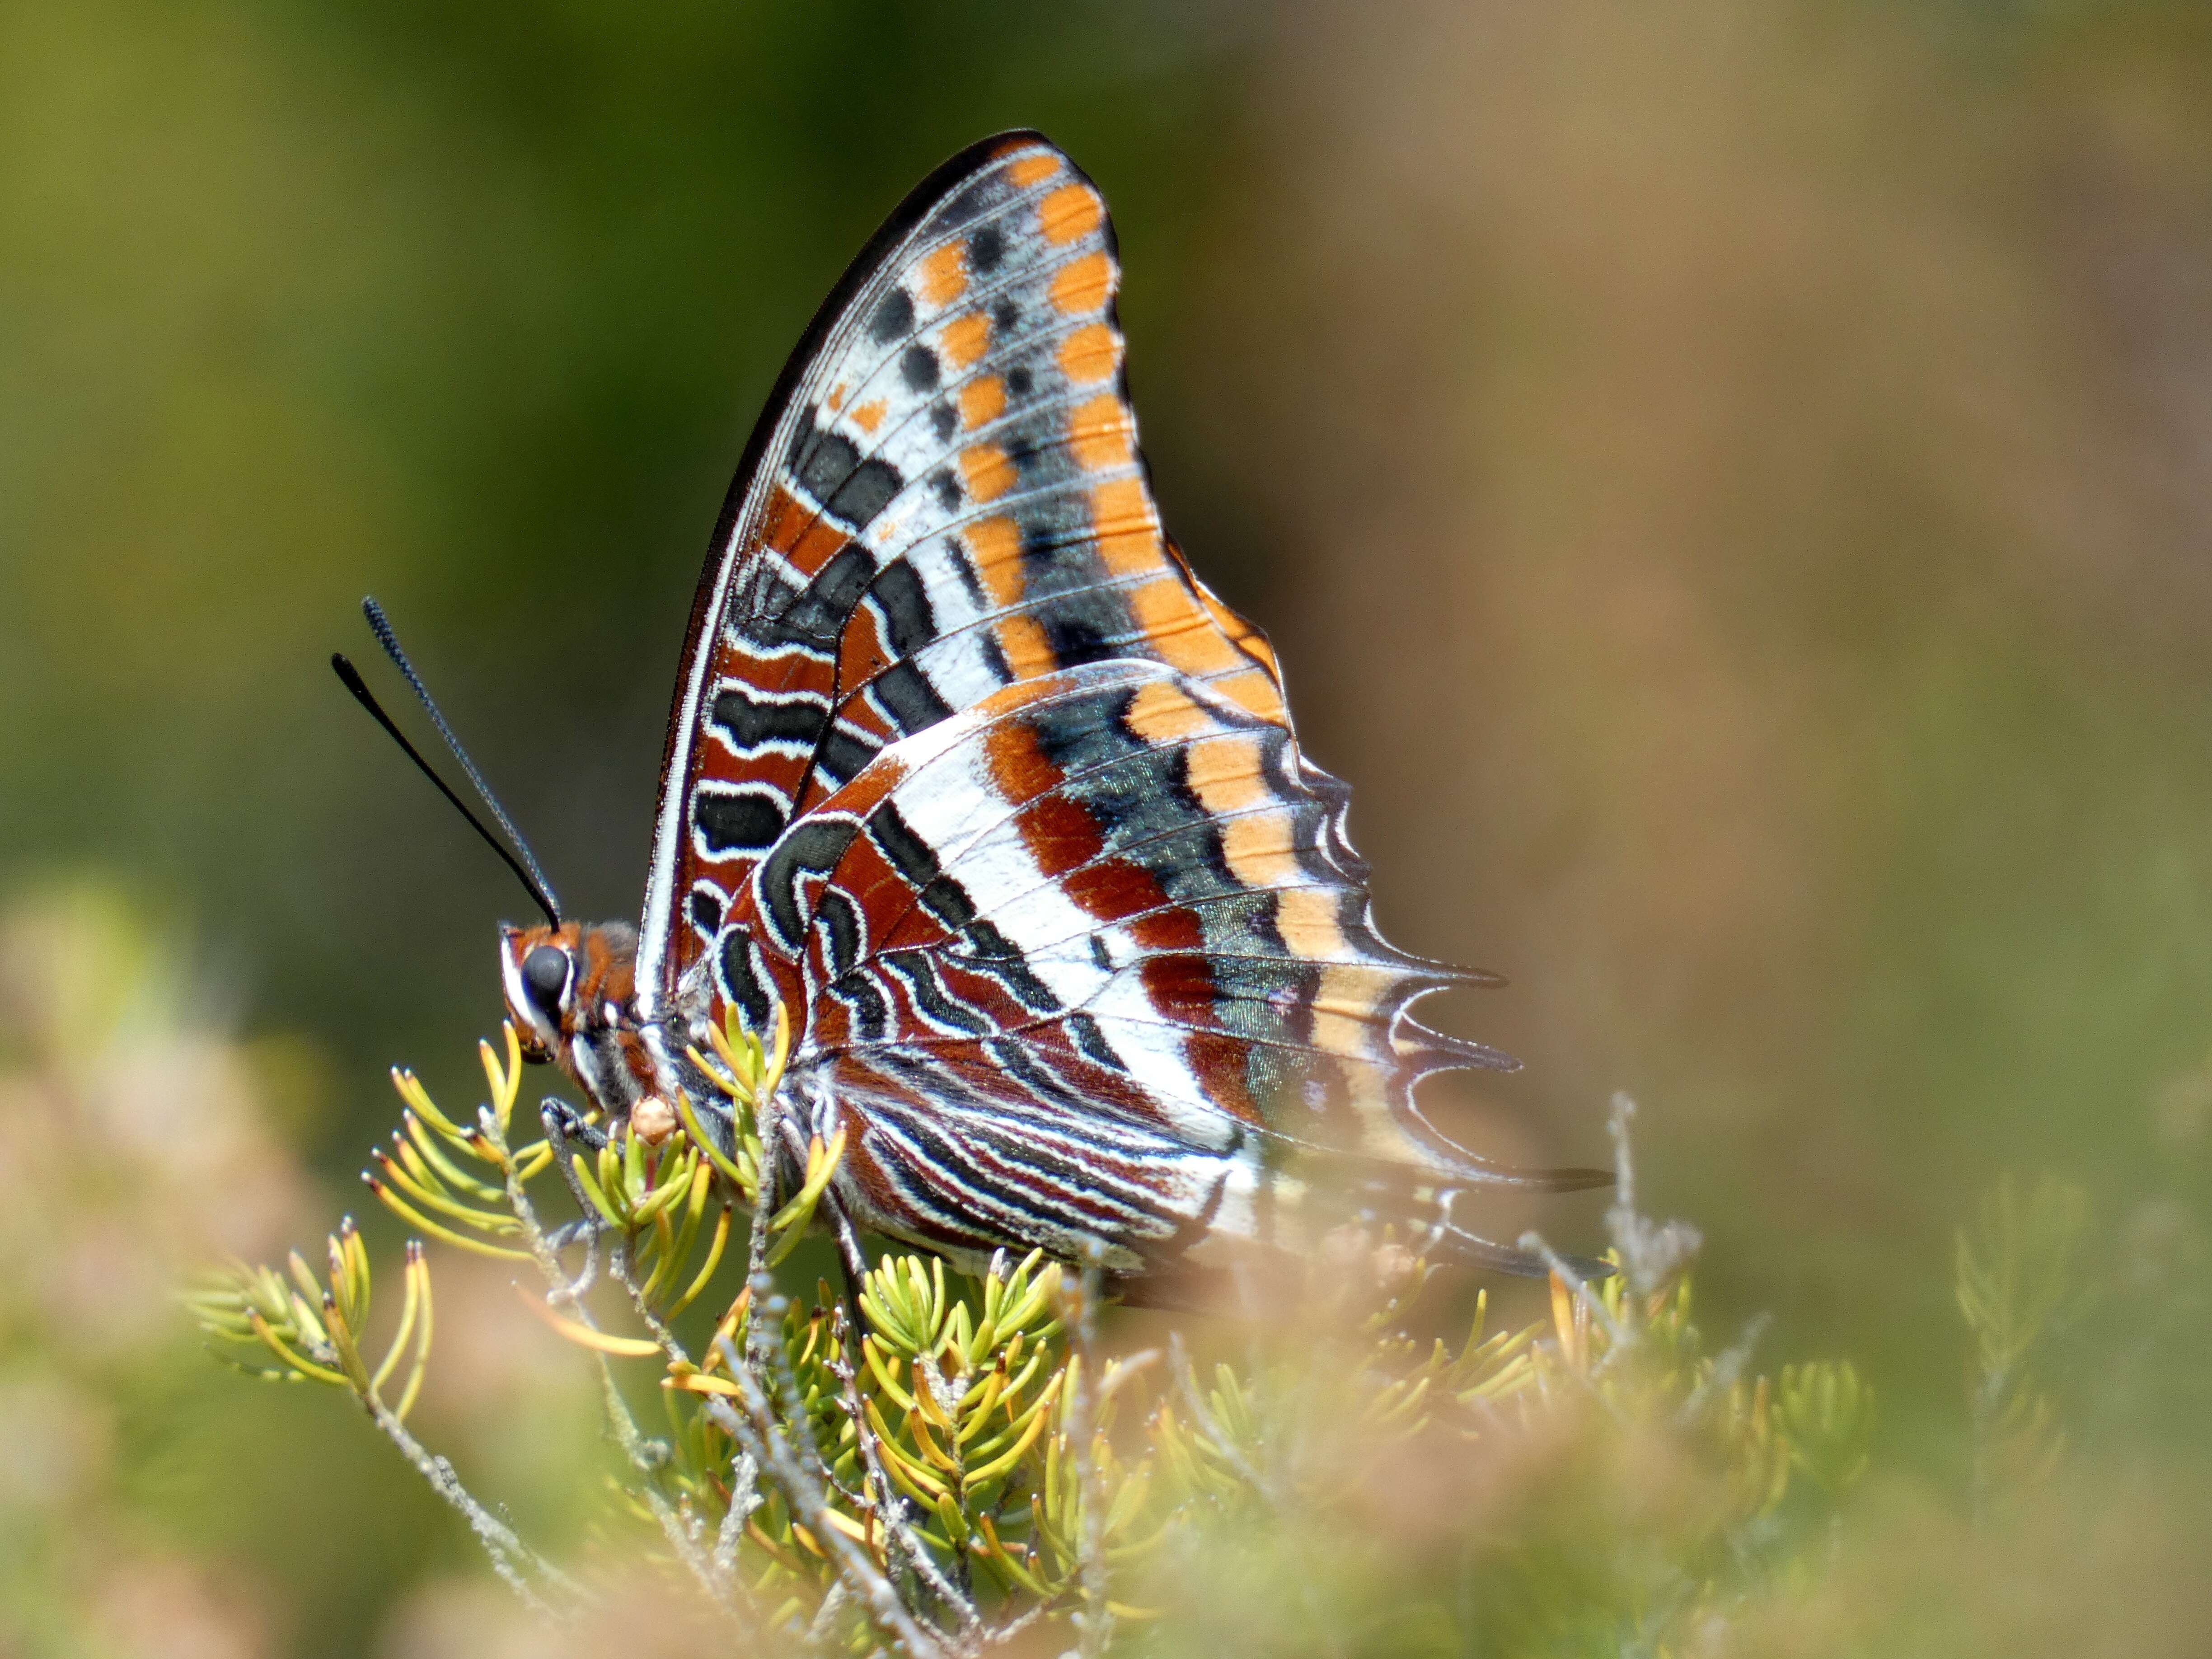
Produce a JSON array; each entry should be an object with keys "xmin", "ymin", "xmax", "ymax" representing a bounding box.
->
[{"xmin": 522, "ymin": 945, "xmax": 569, "ymax": 1011}]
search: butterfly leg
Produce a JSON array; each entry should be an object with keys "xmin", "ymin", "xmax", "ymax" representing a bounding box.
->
[
  {"xmin": 537, "ymin": 1098, "xmax": 612, "ymax": 1295},
  {"xmin": 541, "ymin": 1097, "xmax": 609, "ymax": 1155},
  {"xmin": 541, "ymin": 1218, "xmax": 597, "ymax": 1251}
]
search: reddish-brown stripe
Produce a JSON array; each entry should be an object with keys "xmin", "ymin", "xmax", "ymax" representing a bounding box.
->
[
  {"xmin": 829, "ymin": 692, "xmax": 895, "ymax": 746},
  {"xmin": 983, "ymin": 711, "xmax": 1065, "ymax": 808},
  {"xmin": 1140, "ymin": 952, "xmax": 1220, "ymax": 1017},
  {"xmin": 802, "ymin": 850, "xmax": 910, "ymax": 995},
  {"xmin": 760, "ymin": 485, "xmax": 859, "ymax": 578},
  {"xmin": 1129, "ymin": 905, "xmax": 1206, "ymax": 952},
  {"xmin": 830, "ymin": 1116, "xmax": 896, "ymax": 1208},
  {"xmin": 1015, "ymin": 791, "xmax": 1107, "ymax": 878},
  {"xmin": 1061, "ymin": 857, "xmax": 1170, "ymax": 924},
  {"xmin": 837, "ymin": 602, "xmax": 894, "ymax": 688},
  {"xmin": 1187, "ymin": 1030, "xmax": 1263, "ymax": 1125}
]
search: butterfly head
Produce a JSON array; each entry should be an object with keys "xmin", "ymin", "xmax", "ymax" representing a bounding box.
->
[
  {"xmin": 497, "ymin": 920, "xmax": 640, "ymax": 1067},
  {"xmin": 498, "ymin": 921, "xmax": 577, "ymax": 1061}
]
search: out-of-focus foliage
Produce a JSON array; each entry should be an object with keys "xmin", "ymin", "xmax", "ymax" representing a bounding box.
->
[
  {"xmin": 0, "ymin": 882, "xmax": 617, "ymax": 1657},
  {"xmin": 1956, "ymin": 1172, "xmax": 2095, "ymax": 1510},
  {"xmin": 169, "ymin": 1004, "xmax": 2203, "ymax": 1657},
  {"xmin": 0, "ymin": 881, "xmax": 386, "ymax": 1656},
  {"xmin": 191, "ymin": 1022, "xmax": 1888, "ymax": 1654}
]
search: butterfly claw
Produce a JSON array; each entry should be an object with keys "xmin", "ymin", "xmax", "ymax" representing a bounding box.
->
[{"xmin": 540, "ymin": 1098, "xmax": 608, "ymax": 1155}]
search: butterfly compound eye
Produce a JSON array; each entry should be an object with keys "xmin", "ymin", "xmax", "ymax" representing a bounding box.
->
[{"xmin": 522, "ymin": 945, "xmax": 569, "ymax": 1011}]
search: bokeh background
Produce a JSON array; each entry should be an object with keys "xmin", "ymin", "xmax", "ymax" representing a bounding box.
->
[{"xmin": 6, "ymin": 0, "xmax": 2212, "ymax": 1653}]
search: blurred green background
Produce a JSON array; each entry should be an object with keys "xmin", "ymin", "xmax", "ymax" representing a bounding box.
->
[{"xmin": 6, "ymin": 0, "xmax": 2212, "ymax": 1652}]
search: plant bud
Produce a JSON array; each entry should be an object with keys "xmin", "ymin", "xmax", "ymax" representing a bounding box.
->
[{"xmin": 632, "ymin": 1096, "xmax": 678, "ymax": 1147}]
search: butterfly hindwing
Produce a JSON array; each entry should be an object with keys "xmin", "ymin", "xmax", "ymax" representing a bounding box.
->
[
  {"xmin": 640, "ymin": 133, "xmax": 1287, "ymax": 1018},
  {"xmin": 715, "ymin": 660, "xmax": 1518, "ymax": 1272}
]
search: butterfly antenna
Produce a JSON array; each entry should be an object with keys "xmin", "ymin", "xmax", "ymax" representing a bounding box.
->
[{"xmin": 332, "ymin": 598, "xmax": 564, "ymax": 928}]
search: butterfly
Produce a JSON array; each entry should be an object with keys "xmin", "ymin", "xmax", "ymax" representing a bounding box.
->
[{"xmin": 343, "ymin": 131, "xmax": 1604, "ymax": 1296}]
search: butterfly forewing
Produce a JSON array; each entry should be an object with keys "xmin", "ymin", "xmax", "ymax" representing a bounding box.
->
[
  {"xmin": 622, "ymin": 131, "xmax": 1595, "ymax": 1283},
  {"xmin": 640, "ymin": 133, "xmax": 1286, "ymax": 1021}
]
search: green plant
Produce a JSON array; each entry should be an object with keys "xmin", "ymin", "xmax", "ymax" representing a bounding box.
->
[
  {"xmin": 192, "ymin": 1035, "xmax": 1910, "ymax": 1656},
  {"xmin": 1955, "ymin": 1172, "xmax": 2094, "ymax": 1518}
]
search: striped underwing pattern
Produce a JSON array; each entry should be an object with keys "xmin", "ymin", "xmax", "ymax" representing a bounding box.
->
[{"xmin": 500, "ymin": 131, "xmax": 1603, "ymax": 1286}]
